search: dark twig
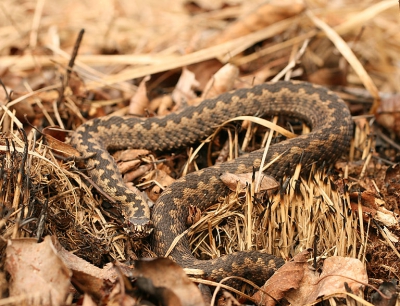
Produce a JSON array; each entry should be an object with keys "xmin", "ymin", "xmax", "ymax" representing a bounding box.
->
[
  {"xmin": 57, "ymin": 29, "xmax": 85, "ymax": 105},
  {"xmin": 66, "ymin": 29, "xmax": 85, "ymax": 84}
]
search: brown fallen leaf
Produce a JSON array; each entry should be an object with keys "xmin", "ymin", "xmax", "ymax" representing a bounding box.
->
[
  {"xmin": 201, "ymin": 63, "xmax": 239, "ymax": 99},
  {"xmin": 6, "ymin": 236, "xmax": 72, "ymax": 306},
  {"xmin": 113, "ymin": 149, "xmax": 151, "ymax": 162},
  {"xmin": 129, "ymin": 75, "xmax": 150, "ymax": 116},
  {"xmin": 187, "ymin": 60, "xmax": 224, "ymax": 90},
  {"xmin": 118, "ymin": 159, "xmax": 141, "ymax": 175},
  {"xmin": 54, "ymin": 237, "xmax": 154, "ymax": 304},
  {"xmin": 132, "ymin": 258, "xmax": 206, "ymax": 306},
  {"xmin": 252, "ymin": 248, "xmax": 310, "ymax": 306},
  {"xmin": 254, "ymin": 250, "xmax": 368, "ymax": 305},
  {"xmin": 284, "ymin": 256, "xmax": 368, "ymax": 305},
  {"xmin": 54, "ymin": 238, "xmax": 118, "ymax": 301},
  {"xmin": 43, "ymin": 126, "xmax": 81, "ymax": 158},
  {"xmin": 123, "ymin": 163, "xmax": 153, "ymax": 183},
  {"xmin": 220, "ymin": 171, "xmax": 279, "ymax": 194},
  {"xmin": 171, "ymin": 67, "xmax": 199, "ymax": 110}
]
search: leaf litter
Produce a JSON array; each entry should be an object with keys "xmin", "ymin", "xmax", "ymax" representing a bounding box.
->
[{"xmin": 0, "ymin": 0, "xmax": 399, "ymax": 305}]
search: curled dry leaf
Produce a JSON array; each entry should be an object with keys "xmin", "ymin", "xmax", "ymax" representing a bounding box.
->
[
  {"xmin": 132, "ymin": 258, "xmax": 206, "ymax": 306},
  {"xmin": 201, "ymin": 63, "xmax": 239, "ymax": 99},
  {"xmin": 220, "ymin": 171, "xmax": 279, "ymax": 194},
  {"xmin": 129, "ymin": 75, "xmax": 150, "ymax": 116},
  {"xmin": 6, "ymin": 236, "xmax": 72, "ymax": 306}
]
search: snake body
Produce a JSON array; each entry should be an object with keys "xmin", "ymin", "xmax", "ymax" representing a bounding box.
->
[{"xmin": 69, "ymin": 81, "xmax": 353, "ymax": 283}]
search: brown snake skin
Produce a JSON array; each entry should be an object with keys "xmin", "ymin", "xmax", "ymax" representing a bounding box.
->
[{"xmin": 69, "ymin": 81, "xmax": 353, "ymax": 284}]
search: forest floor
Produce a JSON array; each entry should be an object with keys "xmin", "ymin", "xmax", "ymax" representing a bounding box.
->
[{"xmin": 0, "ymin": 0, "xmax": 399, "ymax": 305}]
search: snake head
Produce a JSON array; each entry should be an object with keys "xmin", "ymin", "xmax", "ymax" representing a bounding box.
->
[{"xmin": 124, "ymin": 217, "xmax": 154, "ymax": 239}]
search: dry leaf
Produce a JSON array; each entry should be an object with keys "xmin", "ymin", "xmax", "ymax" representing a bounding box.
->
[
  {"xmin": 187, "ymin": 60, "xmax": 224, "ymax": 90},
  {"xmin": 220, "ymin": 171, "xmax": 279, "ymax": 194},
  {"xmin": 129, "ymin": 75, "xmax": 150, "ymax": 115},
  {"xmin": 201, "ymin": 63, "xmax": 239, "ymax": 99},
  {"xmin": 6, "ymin": 236, "xmax": 72, "ymax": 306},
  {"xmin": 284, "ymin": 256, "xmax": 368, "ymax": 305},
  {"xmin": 123, "ymin": 163, "xmax": 153, "ymax": 183},
  {"xmin": 43, "ymin": 126, "xmax": 81, "ymax": 157},
  {"xmin": 55, "ymin": 240, "xmax": 117, "ymax": 300},
  {"xmin": 113, "ymin": 149, "xmax": 151, "ymax": 162},
  {"xmin": 132, "ymin": 258, "xmax": 206, "ymax": 306},
  {"xmin": 171, "ymin": 68, "xmax": 199, "ymax": 109},
  {"xmin": 252, "ymin": 249, "xmax": 310, "ymax": 306},
  {"xmin": 118, "ymin": 159, "xmax": 141, "ymax": 174}
]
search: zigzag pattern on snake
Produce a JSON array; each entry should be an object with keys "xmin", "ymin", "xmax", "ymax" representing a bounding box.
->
[{"xmin": 69, "ymin": 81, "xmax": 353, "ymax": 284}]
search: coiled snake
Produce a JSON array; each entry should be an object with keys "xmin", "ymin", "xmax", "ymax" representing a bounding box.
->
[{"xmin": 69, "ymin": 81, "xmax": 353, "ymax": 284}]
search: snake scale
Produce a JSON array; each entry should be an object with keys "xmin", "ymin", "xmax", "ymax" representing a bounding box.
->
[{"xmin": 69, "ymin": 81, "xmax": 353, "ymax": 284}]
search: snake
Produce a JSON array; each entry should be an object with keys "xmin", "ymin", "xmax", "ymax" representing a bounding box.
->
[{"xmin": 69, "ymin": 80, "xmax": 353, "ymax": 284}]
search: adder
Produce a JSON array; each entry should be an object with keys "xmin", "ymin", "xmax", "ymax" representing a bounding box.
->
[{"xmin": 69, "ymin": 80, "xmax": 353, "ymax": 284}]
